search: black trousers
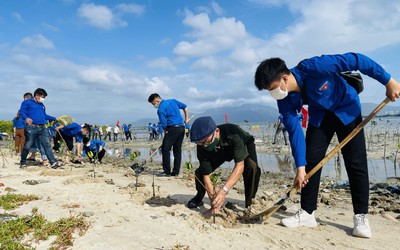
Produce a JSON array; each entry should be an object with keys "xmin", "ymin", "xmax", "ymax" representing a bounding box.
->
[
  {"xmin": 53, "ymin": 131, "xmax": 74, "ymax": 151},
  {"xmin": 161, "ymin": 126, "xmax": 185, "ymax": 175},
  {"xmin": 87, "ymin": 148, "xmax": 106, "ymax": 162},
  {"xmin": 301, "ymin": 111, "xmax": 368, "ymax": 214},
  {"xmin": 193, "ymin": 140, "xmax": 261, "ymax": 207}
]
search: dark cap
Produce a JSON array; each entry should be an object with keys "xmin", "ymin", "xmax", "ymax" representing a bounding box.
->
[{"xmin": 190, "ymin": 116, "xmax": 217, "ymax": 142}]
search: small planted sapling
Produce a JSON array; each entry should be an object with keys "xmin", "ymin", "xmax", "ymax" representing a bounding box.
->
[
  {"xmin": 209, "ymin": 170, "xmax": 222, "ymax": 223},
  {"xmin": 87, "ymin": 151, "xmax": 97, "ymax": 178}
]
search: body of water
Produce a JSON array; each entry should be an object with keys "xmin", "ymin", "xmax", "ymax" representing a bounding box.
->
[{"xmin": 107, "ymin": 146, "xmax": 398, "ymax": 183}]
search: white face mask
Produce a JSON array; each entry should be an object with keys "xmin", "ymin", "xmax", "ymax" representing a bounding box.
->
[
  {"xmin": 269, "ymin": 81, "xmax": 288, "ymax": 100},
  {"xmin": 86, "ymin": 143, "xmax": 90, "ymax": 147},
  {"xmin": 38, "ymin": 97, "xmax": 45, "ymax": 103},
  {"xmin": 153, "ymin": 103, "xmax": 159, "ymax": 109}
]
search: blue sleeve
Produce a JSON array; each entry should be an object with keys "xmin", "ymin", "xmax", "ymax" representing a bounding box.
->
[
  {"xmin": 157, "ymin": 108, "xmax": 167, "ymax": 129},
  {"xmin": 45, "ymin": 114, "xmax": 56, "ymax": 122},
  {"xmin": 19, "ymin": 100, "xmax": 29, "ymax": 120},
  {"xmin": 278, "ymin": 97, "xmax": 306, "ymax": 168},
  {"xmin": 301, "ymin": 52, "xmax": 391, "ymax": 85},
  {"xmin": 174, "ymin": 99, "xmax": 187, "ymax": 110}
]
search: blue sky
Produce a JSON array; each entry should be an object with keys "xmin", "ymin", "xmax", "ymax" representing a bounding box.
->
[{"xmin": 1, "ymin": 0, "xmax": 400, "ymax": 125}]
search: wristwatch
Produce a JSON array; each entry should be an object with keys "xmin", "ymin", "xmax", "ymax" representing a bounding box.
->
[{"xmin": 222, "ymin": 185, "xmax": 229, "ymax": 194}]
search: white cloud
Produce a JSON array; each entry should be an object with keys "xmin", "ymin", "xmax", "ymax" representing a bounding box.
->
[
  {"xmin": 115, "ymin": 3, "xmax": 145, "ymax": 15},
  {"xmin": 144, "ymin": 77, "xmax": 171, "ymax": 95},
  {"xmin": 20, "ymin": 34, "xmax": 54, "ymax": 50},
  {"xmin": 77, "ymin": 2, "xmax": 146, "ymax": 30},
  {"xmin": 12, "ymin": 12, "xmax": 24, "ymax": 22},
  {"xmin": 77, "ymin": 3, "xmax": 121, "ymax": 30},
  {"xmin": 211, "ymin": 1, "xmax": 224, "ymax": 16},
  {"xmin": 147, "ymin": 57, "xmax": 176, "ymax": 71},
  {"xmin": 174, "ymin": 10, "xmax": 248, "ymax": 57},
  {"xmin": 79, "ymin": 67, "xmax": 123, "ymax": 86}
]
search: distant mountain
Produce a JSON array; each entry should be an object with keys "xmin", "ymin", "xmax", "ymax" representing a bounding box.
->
[{"xmin": 361, "ymin": 102, "xmax": 400, "ymax": 116}]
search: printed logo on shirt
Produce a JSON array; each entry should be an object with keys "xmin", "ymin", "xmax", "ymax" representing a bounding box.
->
[{"xmin": 319, "ymin": 81, "xmax": 329, "ymax": 91}]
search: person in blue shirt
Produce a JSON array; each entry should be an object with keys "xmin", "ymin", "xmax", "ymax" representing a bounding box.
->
[
  {"xmin": 272, "ymin": 114, "xmax": 288, "ymax": 145},
  {"xmin": 147, "ymin": 122, "xmax": 154, "ymax": 140},
  {"xmin": 82, "ymin": 137, "xmax": 106, "ymax": 163},
  {"xmin": 148, "ymin": 93, "xmax": 189, "ymax": 176},
  {"xmin": 53, "ymin": 122, "xmax": 91, "ymax": 163},
  {"xmin": 19, "ymin": 88, "xmax": 62, "ymax": 169},
  {"xmin": 123, "ymin": 123, "xmax": 132, "ymax": 141},
  {"xmin": 13, "ymin": 110, "xmax": 26, "ymax": 156},
  {"xmin": 254, "ymin": 52, "xmax": 400, "ymax": 238}
]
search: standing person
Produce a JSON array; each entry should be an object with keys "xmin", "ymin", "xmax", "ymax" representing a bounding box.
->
[
  {"xmin": 19, "ymin": 88, "xmax": 62, "ymax": 169},
  {"xmin": 254, "ymin": 52, "xmax": 400, "ymax": 238},
  {"xmin": 104, "ymin": 125, "xmax": 112, "ymax": 141},
  {"xmin": 98, "ymin": 126, "xmax": 103, "ymax": 139},
  {"xmin": 148, "ymin": 122, "xmax": 154, "ymax": 140},
  {"xmin": 123, "ymin": 123, "xmax": 132, "ymax": 140},
  {"xmin": 148, "ymin": 93, "xmax": 189, "ymax": 176},
  {"xmin": 22, "ymin": 92, "xmax": 38, "ymax": 161},
  {"xmin": 53, "ymin": 123, "xmax": 90, "ymax": 163},
  {"xmin": 82, "ymin": 137, "xmax": 106, "ymax": 163},
  {"xmin": 272, "ymin": 114, "xmax": 288, "ymax": 145},
  {"xmin": 113, "ymin": 125, "xmax": 120, "ymax": 142},
  {"xmin": 187, "ymin": 116, "xmax": 261, "ymax": 211},
  {"xmin": 12, "ymin": 110, "xmax": 26, "ymax": 156}
]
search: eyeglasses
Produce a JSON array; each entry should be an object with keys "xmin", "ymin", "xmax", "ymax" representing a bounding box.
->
[{"xmin": 195, "ymin": 132, "xmax": 215, "ymax": 146}]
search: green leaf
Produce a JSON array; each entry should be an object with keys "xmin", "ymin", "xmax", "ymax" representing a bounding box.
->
[
  {"xmin": 184, "ymin": 161, "xmax": 192, "ymax": 171},
  {"xmin": 210, "ymin": 170, "xmax": 222, "ymax": 185}
]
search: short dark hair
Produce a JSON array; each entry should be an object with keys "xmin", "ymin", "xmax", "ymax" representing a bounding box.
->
[
  {"xmin": 82, "ymin": 124, "xmax": 91, "ymax": 134},
  {"xmin": 148, "ymin": 93, "xmax": 160, "ymax": 103},
  {"xmin": 254, "ymin": 58, "xmax": 291, "ymax": 90},
  {"xmin": 82, "ymin": 137, "xmax": 90, "ymax": 144},
  {"xmin": 23, "ymin": 92, "xmax": 32, "ymax": 99},
  {"xmin": 34, "ymin": 88, "xmax": 48, "ymax": 97}
]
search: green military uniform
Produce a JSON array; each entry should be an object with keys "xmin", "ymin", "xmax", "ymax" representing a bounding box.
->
[{"xmin": 194, "ymin": 123, "xmax": 261, "ymax": 207}]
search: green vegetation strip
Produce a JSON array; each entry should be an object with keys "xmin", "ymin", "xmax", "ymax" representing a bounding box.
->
[
  {"xmin": 0, "ymin": 194, "xmax": 90, "ymax": 249},
  {"xmin": 0, "ymin": 194, "xmax": 39, "ymax": 210}
]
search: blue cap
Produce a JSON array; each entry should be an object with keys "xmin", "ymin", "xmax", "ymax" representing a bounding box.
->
[{"xmin": 190, "ymin": 116, "xmax": 217, "ymax": 142}]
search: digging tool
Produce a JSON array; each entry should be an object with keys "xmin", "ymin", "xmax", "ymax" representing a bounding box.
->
[
  {"xmin": 245, "ymin": 97, "xmax": 391, "ymax": 221},
  {"xmin": 130, "ymin": 146, "xmax": 162, "ymax": 175}
]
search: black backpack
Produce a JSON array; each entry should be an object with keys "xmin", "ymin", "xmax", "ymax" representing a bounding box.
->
[{"xmin": 301, "ymin": 71, "xmax": 363, "ymax": 105}]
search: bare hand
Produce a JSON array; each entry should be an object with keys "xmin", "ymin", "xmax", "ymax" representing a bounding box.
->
[
  {"xmin": 294, "ymin": 166, "xmax": 308, "ymax": 189},
  {"xmin": 26, "ymin": 118, "xmax": 32, "ymax": 125},
  {"xmin": 211, "ymin": 189, "xmax": 226, "ymax": 209},
  {"xmin": 385, "ymin": 78, "xmax": 400, "ymax": 102}
]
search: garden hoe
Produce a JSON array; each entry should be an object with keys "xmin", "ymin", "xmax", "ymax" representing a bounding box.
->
[
  {"xmin": 245, "ymin": 97, "xmax": 391, "ymax": 221},
  {"xmin": 130, "ymin": 146, "xmax": 162, "ymax": 175}
]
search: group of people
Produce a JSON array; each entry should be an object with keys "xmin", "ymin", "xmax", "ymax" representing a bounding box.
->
[
  {"xmin": 148, "ymin": 52, "xmax": 400, "ymax": 240},
  {"xmin": 102, "ymin": 123, "xmax": 134, "ymax": 142},
  {"xmin": 11, "ymin": 52, "xmax": 400, "ymax": 239},
  {"xmin": 14, "ymin": 89, "xmax": 108, "ymax": 168}
]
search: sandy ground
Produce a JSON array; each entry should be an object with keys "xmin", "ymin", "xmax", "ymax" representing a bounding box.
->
[{"xmin": 1, "ymin": 139, "xmax": 400, "ymax": 250}]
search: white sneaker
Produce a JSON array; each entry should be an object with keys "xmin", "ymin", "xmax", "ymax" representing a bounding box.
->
[
  {"xmin": 281, "ymin": 208, "xmax": 318, "ymax": 228},
  {"xmin": 353, "ymin": 214, "xmax": 371, "ymax": 238}
]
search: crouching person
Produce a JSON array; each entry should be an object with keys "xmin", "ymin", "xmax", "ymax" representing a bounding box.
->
[
  {"xmin": 82, "ymin": 137, "xmax": 106, "ymax": 163},
  {"xmin": 187, "ymin": 116, "xmax": 261, "ymax": 213}
]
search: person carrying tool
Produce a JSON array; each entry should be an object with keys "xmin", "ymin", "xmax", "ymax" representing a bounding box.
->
[
  {"xmin": 53, "ymin": 122, "xmax": 91, "ymax": 164},
  {"xmin": 272, "ymin": 114, "xmax": 288, "ymax": 145},
  {"xmin": 187, "ymin": 116, "xmax": 261, "ymax": 212},
  {"xmin": 148, "ymin": 93, "xmax": 189, "ymax": 177},
  {"xmin": 254, "ymin": 52, "xmax": 400, "ymax": 238}
]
